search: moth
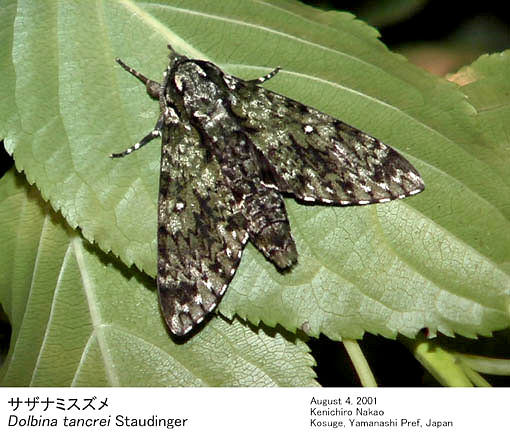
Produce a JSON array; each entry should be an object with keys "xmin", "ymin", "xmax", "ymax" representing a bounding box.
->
[{"xmin": 111, "ymin": 45, "xmax": 424, "ymax": 336}]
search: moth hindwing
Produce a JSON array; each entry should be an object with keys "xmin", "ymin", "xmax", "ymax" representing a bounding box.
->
[{"xmin": 111, "ymin": 45, "xmax": 424, "ymax": 336}]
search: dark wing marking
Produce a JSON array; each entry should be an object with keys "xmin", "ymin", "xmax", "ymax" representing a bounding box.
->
[
  {"xmin": 157, "ymin": 123, "xmax": 247, "ymax": 336},
  {"xmin": 229, "ymin": 80, "xmax": 425, "ymax": 206}
]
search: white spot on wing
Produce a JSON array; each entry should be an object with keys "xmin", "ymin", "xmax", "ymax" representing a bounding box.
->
[
  {"xmin": 223, "ymin": 74, "xmax": 237, "ymax": 90},
  {"xmin": 174, "ymin": 75, "xmax": 183, "ymax": 91},
  {"xmin": 194, "ymin": 65, "xmax": 207, "ymax": 76},
  {"xmin": 408, "ymin": 172, "xmax": 423, "ymax": 183},
  {"xmin": 391, "ymin": 174, "xmax": 402, "ymax": 184},
  {"xmin": 260, "ymin": 181, "xmax": 278, "ymax": 190},
  {"xmin": 409, "ymin": 188, "xmax": 422, "ymax": 195},
  {"xmin": 360, "ymin": 184, "xmax": 372, "ymax": 193},
  {"xmin": 181, "ymin": 324, "xmax": 193, "ymax": 335},
  {"xmin": 378, "ymin": 182, "xmax": 390, "ymax": 191}
]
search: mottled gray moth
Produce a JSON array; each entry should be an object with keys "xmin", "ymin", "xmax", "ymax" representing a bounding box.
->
[{"xmin": 111, "ymin": 45, "xmax": 424, "ymax": 336}]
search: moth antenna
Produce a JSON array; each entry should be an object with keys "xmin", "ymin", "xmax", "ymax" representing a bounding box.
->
[
  {"xmin": 116, "ymin": 58, "xmax": 150, "ymax": 84},
  {"xmin": 116, "ymin": 58, "xmax": 160, "ymax": 99}
]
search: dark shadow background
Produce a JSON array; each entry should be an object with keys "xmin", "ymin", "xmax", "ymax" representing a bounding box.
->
[{"xmin": 303, "ymin": 0, "xmax": 510, "ymax": 75}]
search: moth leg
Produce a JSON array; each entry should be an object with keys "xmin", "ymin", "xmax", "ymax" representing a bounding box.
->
[
  {"xmin": 116, "ymin": 58, "xmax": 161, "ymax": 99},
  {"xmin": 110, "ymin": 116, "xmax": 163, "ymax": 158},
  {"xmin": 246, "ymin": 67, "xmax": 281, "ymax": 85}
]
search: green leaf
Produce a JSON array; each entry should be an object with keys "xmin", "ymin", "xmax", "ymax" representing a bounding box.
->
[
  {"xmin": 450, "ymin": 51, "xmax": 510, "ymax": 220},
  {"xmin": 1, "ymin": 1, "xmax": 509, "ymax": 346},
  {"xmin": 0, "ymin": 169, "xmax": 317, "ymax": 386},
  {"xmin": 0, "ymin": 0, "xmax": 18, "ymax": 140}
]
